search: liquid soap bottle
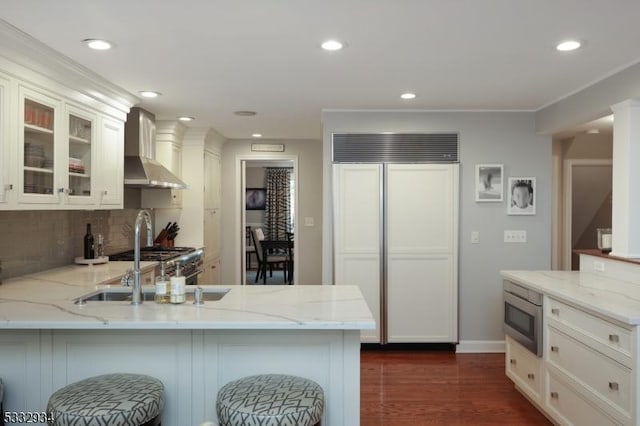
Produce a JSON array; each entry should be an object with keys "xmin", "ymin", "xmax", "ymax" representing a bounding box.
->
[
  {"xmin": 170, "ymin": 267, "xmax": 186, "ymax": 304},
  {"xmin": 154, "ymin": 263, "xmax": 170, "ymax": 304}
]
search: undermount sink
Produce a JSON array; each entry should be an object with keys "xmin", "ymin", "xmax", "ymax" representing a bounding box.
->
[{"xmin": 74, "ymin": 286, "xmax": 229, "ymax": 304}]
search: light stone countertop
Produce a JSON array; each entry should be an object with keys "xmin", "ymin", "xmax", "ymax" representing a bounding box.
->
[
  {"xmin": 501, "ymin": 270, "xmax": 640, "ymax": 325},
  {"xmin": 0, "ymin": 262, "xmax": 375, "ymax": 330}
]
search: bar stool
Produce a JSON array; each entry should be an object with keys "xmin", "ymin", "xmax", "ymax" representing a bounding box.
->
[
  {"xmin": 216, "ymin": 374, "xmax": 324, "ymax": 426},
  {"xmin": 47, "ymin": 373, "xmax": 164, "ymax": 426}
]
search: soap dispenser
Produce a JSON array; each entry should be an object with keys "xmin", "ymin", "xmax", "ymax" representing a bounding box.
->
[
  {"xmin": 170, "ymin": 267, "xmax": 186, "ymax": 304},
  {"xmin": 154, "ymin": 263, "xmax": 170, "ymax": 304}
]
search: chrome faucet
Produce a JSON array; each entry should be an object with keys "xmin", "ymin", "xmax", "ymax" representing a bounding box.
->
[{"xmin": 132, "ymin": 209, "xmax": 153, "ymax": 305}]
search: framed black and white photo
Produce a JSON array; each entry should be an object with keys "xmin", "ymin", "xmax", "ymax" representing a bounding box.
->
[
  {"xmin": 475, "ymin": 164, "xmax": 504, "ymax": 202},
  {"xmin": 246, "ymin": 188, "xmax": 266, "ymax": 210},
  {"xmin": 507, "ymin": 177, "xmax": 536, "ymax": 215}
]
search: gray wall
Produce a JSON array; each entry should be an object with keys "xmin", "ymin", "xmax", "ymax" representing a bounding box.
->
[
  {"xmin": 322, "ymin": 110, "xmax": 552, "ymax": 342},
  {"xmin": 220, "ymin": 139, "xmax": 323, "ymax": 285}
]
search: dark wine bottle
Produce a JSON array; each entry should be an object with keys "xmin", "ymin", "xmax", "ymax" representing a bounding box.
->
[{"xmin": 84, "ymin": 223, "xmax": 95, "ymax": 259}]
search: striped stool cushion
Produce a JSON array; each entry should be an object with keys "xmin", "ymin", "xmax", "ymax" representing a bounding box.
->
[
  {"xmin": 217, "ymin": 374, "xmax": 324, "ymax": 426},
  {"xmin": 47, "ymin": 373, "xmax": 164, "ymax": 426}
]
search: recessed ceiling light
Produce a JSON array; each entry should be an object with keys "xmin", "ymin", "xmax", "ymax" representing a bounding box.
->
[
  {"xmin": 586, "ymin": 129, "xmax": 600, "ymax": 134},
  {"xmin": 252, "ymin": 133, "xmax": 263, "ymax": 138},
  {"xmin": 139, "ymin": 91, "xmax": 161, "ymax": 98},
  {"xmin": 321, "ymin": 40, "xmax": 344, "ymax": 51},
  {"xmin": 400, "ymin": 93, "xmax": 417, "ymax": 100},
  {"xmin": 556, "ymin": 40, "xmax": 581, "ymax": 51},
  {"xmin": 178, "ymin": 116, "xmax": 194, "ymax": 122},
  {"xmin": 83, "ymin": 38, "xmax": 113, "ymax": 50},
  {"xmin": 234, "ymin": 110, "xmax": 257, "ymax": 116}
]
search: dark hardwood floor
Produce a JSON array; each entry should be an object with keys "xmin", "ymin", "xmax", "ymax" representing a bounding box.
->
[{"xmin": 361, "ymin": 349, "xmax": 552, "ymax": 425}]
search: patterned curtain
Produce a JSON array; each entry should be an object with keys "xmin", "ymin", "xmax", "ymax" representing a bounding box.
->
[{"xmin": 264, "ymin": 168, "xmax": 292, "ymax": 240}]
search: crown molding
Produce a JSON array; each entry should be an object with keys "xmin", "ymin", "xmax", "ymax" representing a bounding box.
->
[{"xmin": 0, "ymin": 19, "xmax": 138, "ymax": 113}]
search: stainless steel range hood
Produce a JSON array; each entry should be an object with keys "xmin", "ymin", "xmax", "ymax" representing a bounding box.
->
[{"xmin": 124, "ymin": 107, "xmax": 188, "ymax": 189}]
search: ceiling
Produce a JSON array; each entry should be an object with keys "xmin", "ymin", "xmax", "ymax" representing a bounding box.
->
[{"xmin": 2, "ymin": 1, "xmax": 640, "ymax": 140}]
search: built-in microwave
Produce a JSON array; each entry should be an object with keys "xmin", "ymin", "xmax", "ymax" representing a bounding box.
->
[{"xmin": 503, "ymin": 280, "xmax": 543, "ymax": 357}]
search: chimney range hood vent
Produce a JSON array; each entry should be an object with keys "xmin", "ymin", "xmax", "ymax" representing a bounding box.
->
[{"xmin": 123, "ymin": 107, "xmax": 188, "ymax": 189}]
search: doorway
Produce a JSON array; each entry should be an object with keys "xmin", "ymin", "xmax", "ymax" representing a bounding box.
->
[
  {"xmin": 239, "ymin": 158, "xmax": 298, "ymax": 285},
  {"xmin": 562, "ymin": 160, "xmax": 612, "ymax": 270}
]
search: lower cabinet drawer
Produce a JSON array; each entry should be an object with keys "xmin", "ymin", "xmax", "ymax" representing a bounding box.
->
[
  {"xmin": 548, "ymin": 327, "xmax": 631, "ymax": 416},
  {"xmin": 506, "ymin": 335, "xmax": 542, "ymax": 402},
  {"xmin": 548, "ymin": 298, "xmax": 631, "ymax": 357},
  {"xmin": 547, "ymin": 372, "xmax": 619, "ymax": 426}
]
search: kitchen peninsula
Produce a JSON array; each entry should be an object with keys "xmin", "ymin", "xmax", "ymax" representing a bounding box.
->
[
  {"xmin": 502, "ymin": 256, "xmax": 640, "ymax": 426},
  {"xmin": 0, "ymin": 263, "xmax": 374, "ymax": 426}
]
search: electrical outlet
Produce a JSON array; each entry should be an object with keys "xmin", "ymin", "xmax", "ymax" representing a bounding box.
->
[
  {"xmin": 471, "ymin": 231, "xmax": 479, "ymax": 244},
  {"xmin": 504, "ymin": 230, "xmax": 527, "ymax": 243},
  {"xmin": 594, "ymin": 261, "xmax": 605, "ymax": 272}
]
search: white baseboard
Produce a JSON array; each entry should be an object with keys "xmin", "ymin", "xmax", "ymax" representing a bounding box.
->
[{"xmin": 456, "ymin": 340, "xmax": 505, "ymax": 353}]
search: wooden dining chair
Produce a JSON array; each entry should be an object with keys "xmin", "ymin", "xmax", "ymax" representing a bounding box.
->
[
  {"xmin": 245, "ymin": 226, "xmax": 256, "ymax": 269},
  {"xmin": 251, "ymin": 228, "xmax": 289, "ymax": 284}
]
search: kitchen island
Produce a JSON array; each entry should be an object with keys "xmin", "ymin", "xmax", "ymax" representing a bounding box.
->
[
  {"xmin": 502, "ymin": 269, "xmax": 640, "ymax": 426},
  {"xmin": 0, "ymin": 263, "xmax": 374, "ymax": 426}
]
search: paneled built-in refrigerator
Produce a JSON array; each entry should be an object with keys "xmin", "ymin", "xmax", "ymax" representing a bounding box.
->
[{"xmin": 332, "ymin": 133, "xmax": 459, "ymax": 344}]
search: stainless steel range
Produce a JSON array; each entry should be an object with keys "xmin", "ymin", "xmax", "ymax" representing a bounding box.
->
[{"xmin": 109, "ymin": 246, "xmax": 204, "ymax": 285}]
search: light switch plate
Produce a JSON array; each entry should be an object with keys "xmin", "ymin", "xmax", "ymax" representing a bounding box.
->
[
  {"xmin": 304, "ymin": 217, "xmax": 314, "ymax": 227},
  {"xmin": 504, "ymin": 230, "xmax": 527, "ymax": 243},
  {"xmin": 471, "ymin": 231, "xmax": 479, "ymax": 244}
]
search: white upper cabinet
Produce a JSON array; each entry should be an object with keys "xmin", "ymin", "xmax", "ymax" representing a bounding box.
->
[
  {"xmin": 98, "ymin": 117, "xmax": 124, "ymax": 207},
  {"xmin": 0, "ymin": 68, "xmax": 129, "ymax": 210},
  {"xmin": 65, "ymin": 104, "xmax": 98, "ymax": 206},
  {"xmin": 0, "ymin": 23, "xmax": 133, "ymax": 210},
  {"xmin": 18, "ymin": 85, "xmax": 62, "ymax": 205},
  {"xmin": 204, "ymin": 149, "xmax": 221, "ymax": 210}
]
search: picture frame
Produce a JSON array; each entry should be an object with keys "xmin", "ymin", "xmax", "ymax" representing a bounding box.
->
[
  {"xmin": 475, "ymin": 164, "xmax": 504, "ymax": 202},
  {"xmin": 246, "ymin": 188, "xmax": 266, "ymax": 210},
  {"xmin": 507, "ymin": 177, "xmax": 536, "ymax": 215}
]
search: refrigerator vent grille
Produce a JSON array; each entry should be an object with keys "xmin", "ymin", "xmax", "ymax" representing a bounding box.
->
[{"xmin": 332, "ymin": 133, "xmax": 458, "ymax": 163}]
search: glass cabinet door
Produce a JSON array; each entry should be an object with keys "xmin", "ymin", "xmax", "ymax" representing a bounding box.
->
[
  {"xmin": 22, "ymin": 96, "xmax": 56, "ymax": 199},
  {"xmin": 67, "ymin": 111, "xmax": 94, "ymax": 201}
]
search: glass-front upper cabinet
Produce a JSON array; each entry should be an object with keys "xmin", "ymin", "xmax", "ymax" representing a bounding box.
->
[
  {"xmin": 19, "ymin": 86, "xmax": 60, "ymax": 204},
  {"xmin": 66, "ymin": 105, "xmax": 97, "ymax": 204}
]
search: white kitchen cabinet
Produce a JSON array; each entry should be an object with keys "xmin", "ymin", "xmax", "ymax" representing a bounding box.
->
[
  {"xmin": 333, "ymin": 163, "xmax": 459, "ymax": 344},
  {"xmin": 201, "ymin": 256, "xmax": 220, "ymax": 285},
  {"xmin": 505, "ymin": 335, "xmax": 543, "ymax": 405},
  {"xmin": 65, "ymin": 104, "xmax": 98, "ymax": 205},
  {"xmin": 546, "ymin": 371, "xmax": 619, "ymax": 426},
  {"xmin": 506, "ymin": 291, "xmax": 637, "ymax": 425},
  {"xmin": 98, "ymin": 116, "xmax": 124, "ymax": 207},
  {"xmin": 0, "ymin": 52, "xmax": 128, "ymax": 210},
  {"xmin": 204, "ymin": 149, "xmax": 221, "ymax": 209},
  {"xmin": 17, "ymin": 84, "xmax": 62, "ymax": 205},
  {"xmin": 544, "ymin": 298, "xmax": 633, "ymax": 425}
]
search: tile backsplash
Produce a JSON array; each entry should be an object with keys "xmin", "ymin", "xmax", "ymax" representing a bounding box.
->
[{"xmin": 0, "ymin": 209, "xmax": 144, "ymax": 279}]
